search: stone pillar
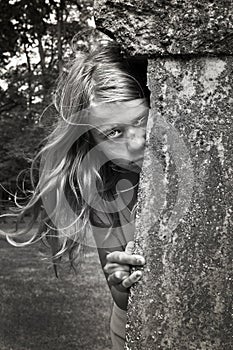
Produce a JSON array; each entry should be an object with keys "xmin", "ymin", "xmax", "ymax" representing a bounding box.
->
[{"xmin": 94, "ymin": 1, "xmax": 233, "ymax": 349}]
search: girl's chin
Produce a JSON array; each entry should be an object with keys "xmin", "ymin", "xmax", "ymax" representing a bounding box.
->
[{"xmin": 113, "ymin": 161, "xmax": 143, "ymax": 173}]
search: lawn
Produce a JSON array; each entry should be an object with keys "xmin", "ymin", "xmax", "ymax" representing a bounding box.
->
[{"xmin": 0, "ymin": 220, "xmax": 112, "ymax": 350}]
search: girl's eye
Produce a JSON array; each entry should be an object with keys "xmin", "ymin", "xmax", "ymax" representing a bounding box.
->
[{"xmin": 106, "ymin": 129, "xmax": 122, "ymax": 139}]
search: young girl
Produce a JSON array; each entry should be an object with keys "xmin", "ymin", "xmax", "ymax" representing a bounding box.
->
[{"xmin": 4, "ymin": 42, "xmax": 150, "ymax": 349}]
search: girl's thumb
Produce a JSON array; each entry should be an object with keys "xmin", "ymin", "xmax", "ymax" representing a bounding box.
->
[{"xmin": 125, "ymin": 240, "xmax": 135, "ymax": 255}]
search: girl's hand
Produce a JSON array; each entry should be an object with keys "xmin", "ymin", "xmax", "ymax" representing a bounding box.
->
[{"xmin": 104, "ymin": 241, "xmax": 145, "ymax": 291}]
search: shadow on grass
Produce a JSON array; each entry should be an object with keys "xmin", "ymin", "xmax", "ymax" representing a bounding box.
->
[{"xmin": 0, "ymin": 225, "xmax": 112, "ymax": 350}]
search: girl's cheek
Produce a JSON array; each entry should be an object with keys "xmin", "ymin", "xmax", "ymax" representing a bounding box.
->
[{"xmin": 97, "ymin": 142, "xmax": 127, "ymax": 160}]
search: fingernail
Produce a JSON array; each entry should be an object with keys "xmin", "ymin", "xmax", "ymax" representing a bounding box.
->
[
  {"xmin": 135, "ymin": 271, "xmax": 142, "ymax": 279},
  {"xmin": 136, "ymin": 257, "xmax": 145, "ymax": 265}
]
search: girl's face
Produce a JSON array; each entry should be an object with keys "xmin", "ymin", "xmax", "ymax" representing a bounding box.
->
[{"xmin": 89, "ymin": 99, "xmax": 149, "ymax": 171}]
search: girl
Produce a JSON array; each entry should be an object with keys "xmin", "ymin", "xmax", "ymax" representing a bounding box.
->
[{"xmin": 4, "ymin": 42, "xmax": 150, "ymax": 349}]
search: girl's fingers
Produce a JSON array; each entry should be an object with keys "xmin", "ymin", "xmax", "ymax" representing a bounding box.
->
[
  {"xmin": 108, "ymin": 271, "xmax": 129, "ymax": 285},
  {"xmin": 125, "ymin": 240, "xmax": 135, "ymax": 254},
  {"xmin": 121, "ymin": 270, "xmax": 143, "ymax": 289},
  {"xmin": 105, "ymin": 242, "xmax": 145, "ymax": 289},
  {"xmin": 108, "ymin": 270, "xmax": 143, "ymax": 288},
  {"xmin": 104, "ymin": 262, "xmax": 130, "ymax": 274},
  {"xmin": 106, "ymin": 251, "xmax": 145, "ymax": 266}
]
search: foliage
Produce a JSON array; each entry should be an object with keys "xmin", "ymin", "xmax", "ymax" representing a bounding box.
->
[{"xmin": 0, "ymin": 0, "xmax": 96, "ymax": 206}]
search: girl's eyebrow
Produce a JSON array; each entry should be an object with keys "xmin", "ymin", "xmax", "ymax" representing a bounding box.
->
[{"xmin": 96, "ymin": 112, "xmax": 149, "ymax": 134}]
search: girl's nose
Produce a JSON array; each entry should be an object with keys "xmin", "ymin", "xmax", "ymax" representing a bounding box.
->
[{"xmin": 126, "ymin": 127, "xmax": 146, "ymax": 152}]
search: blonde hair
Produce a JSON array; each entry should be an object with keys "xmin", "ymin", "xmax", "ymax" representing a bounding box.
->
[{"xmin": 2, "ymin": 42, "xmax": 149, "ymax": 271}]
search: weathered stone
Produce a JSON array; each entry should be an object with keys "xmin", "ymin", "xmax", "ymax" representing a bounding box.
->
[
  {"xmin": 126, "ymin": 57, "xmax": 233, "ymax": 349},
  {"xmin": 94, "ymin": 0, "xmax": 233, "ymax": 56},
  {"xmin": 94, "ymin": 1, "xmax": 233, "ymax": 349},
  {"xmin": 122, "ymin": 57, "xmax": 233, "ymax": 350}
]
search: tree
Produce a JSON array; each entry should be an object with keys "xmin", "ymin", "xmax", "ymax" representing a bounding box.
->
[{"xmin": 0, "ymin": 0, "xmax": 94, "ymax": 208}]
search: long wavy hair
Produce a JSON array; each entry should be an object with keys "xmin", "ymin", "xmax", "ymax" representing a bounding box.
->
[{"xmin": 2, "ymin": 42, "xmax": 149, "ymax": 271}]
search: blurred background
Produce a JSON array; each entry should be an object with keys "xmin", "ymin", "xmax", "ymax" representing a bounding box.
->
[
  {"xmin": 0, "ymin": 0, "xmax": 98, "ymax": 211},
  {"xmin": 0, "ymin": 1, "xmax": 112, "ymax": 349}
]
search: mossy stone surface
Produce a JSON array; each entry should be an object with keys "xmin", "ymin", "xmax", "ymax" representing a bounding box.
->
[
  {"xmin": 95, "ymin": 0, "xmax": 233, "ymax": 56},
  {"xmin": 94, "ymin": 1, "xmax": 233, "ymax": 349},
  {"xmin": 125, "ymin": 56, "xmax": 233, "ymax": 349}
]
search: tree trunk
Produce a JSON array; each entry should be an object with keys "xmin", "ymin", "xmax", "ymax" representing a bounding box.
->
[
  {"xmin": 57, "ymin": 0, "xmax": 65, "ymax": 74},
  {"xmin": 24, "ymin": 42, "xmax": 32, "ymax": 113},
  {"xmin": 37, "ymin": 35, "xmax": 47, "ymax": 101}
]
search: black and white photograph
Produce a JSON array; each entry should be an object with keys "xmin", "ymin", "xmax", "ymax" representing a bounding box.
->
[{"xmin": 0, "ymin": 1, "xmax": 232, "ymax": 349}]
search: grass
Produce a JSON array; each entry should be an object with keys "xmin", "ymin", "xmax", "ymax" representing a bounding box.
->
[{"xmin": 0, "ymin": 219, "xmax": 112, "ymax": 350}]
